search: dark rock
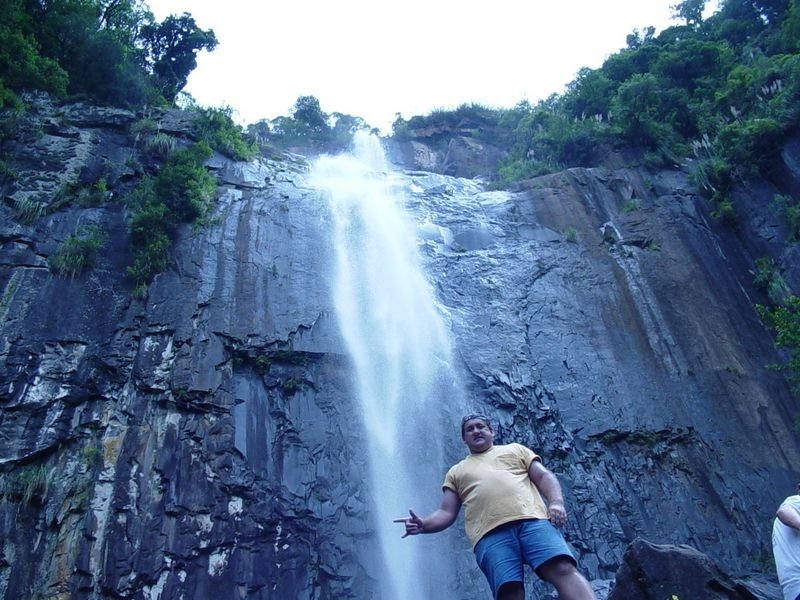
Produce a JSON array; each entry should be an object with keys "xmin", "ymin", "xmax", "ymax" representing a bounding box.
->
[
  {"xmin": 607, "ymin": 538, "xmax": 778, "ymax": 600},
  {"xmin": 385, "ymin": 127, "xmax": 506, "ymax": 179}
]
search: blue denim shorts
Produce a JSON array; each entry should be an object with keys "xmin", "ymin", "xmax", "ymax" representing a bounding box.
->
[{"xmin": 474, "ymin": 519, "xmax": 576, "ymax": 598}]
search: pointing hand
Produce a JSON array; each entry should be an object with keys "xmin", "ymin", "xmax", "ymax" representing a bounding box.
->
[{"xmin": 393, "ymin": 509, "xmax": 425, "ymax": 538}]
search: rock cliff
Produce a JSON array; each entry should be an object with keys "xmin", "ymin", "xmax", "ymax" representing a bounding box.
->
[{"xmin": 1, "ymin": 99, "xmax": 798, "ymax": 598}]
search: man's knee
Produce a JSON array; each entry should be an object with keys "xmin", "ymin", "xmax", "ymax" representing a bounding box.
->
[
  {"xmin": 537, "ymin": 555, "xmax": 579, "ymax": 582},
  {"xmin": 497, "ymin": 581, "xmax": 524, "ymax": 600}
]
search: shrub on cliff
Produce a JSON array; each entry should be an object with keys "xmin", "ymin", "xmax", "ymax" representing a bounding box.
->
[
  {"xmin": 193, "ymin": 106, "xmax": 257, "ymax": 161},
  {"xmin": 126, "ymin": 142, "xmax": 216, "ymax": 296},
  {"xmin": 48, "ymin": 224, "xmax": 106, "ymax": 279},
  {"xmin": 758, "ymin": 296, "xmax": 800, "ymax": 397}
]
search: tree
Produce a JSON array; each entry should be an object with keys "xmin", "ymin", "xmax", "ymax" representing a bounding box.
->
[
  {"xmin": 671, "ymin": 0, "xmax": 706, "ymax": 26},
  {"xmin": 562, "ymin": 67, "xmax": 615, "ymax": 118},
  {"xmin": 330, "ymin": 112, "xmax": 368, "ymax": 149},
  {"xmin": 752, "ymin": 0, "xmax": 791, "ymax": 23},
  {"xmin": 18, "ymin": 0, "xmax": 157, "ymax": 107},
  {"xmin": 291, "ymin": 95, "xmax": 330, "ymax": 136},
  {"xmin": 140, "ymin": 13, "xmax": 217, "ymax": 101},
  {"xmin": 0, "ymin": 0, "xmax": 68, "ymax": 106},
  {"xmin": 611, "ymin": 73, "xmax": 681, "ymax": 148},
  {"xmin": 626, "ymin": 26, "xmax": 656, "ymax": 49},
  {"xmin": 782, "ymin": 0, "xmax": 800, "ymax": 50}
]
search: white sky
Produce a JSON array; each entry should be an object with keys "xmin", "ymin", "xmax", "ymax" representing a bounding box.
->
[{"xmin": 147, "ymin": 0, "xmax": 720, "ymax": 133}]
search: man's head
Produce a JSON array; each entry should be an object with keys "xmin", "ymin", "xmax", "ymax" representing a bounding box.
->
[{"xmin": 461, "ymin": 414, "xmax": 494, "ymax": 454}]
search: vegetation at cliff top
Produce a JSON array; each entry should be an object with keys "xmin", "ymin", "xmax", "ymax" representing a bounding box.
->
[
  {"xmin": 391, "ymin": 0, "xmax": 800, "ymax": 190},
  {"xmin": 246, "ymin": 95, "xmax": 374, "ymax": 154},
  {"xmin": 0, "ymin": 0, "xmax": 217, "ymax": 110}
]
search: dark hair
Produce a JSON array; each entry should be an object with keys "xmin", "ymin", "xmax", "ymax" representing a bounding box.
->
[{"xmin": 461, "ymin": 414, "xmax": 491, "ymax": 437}]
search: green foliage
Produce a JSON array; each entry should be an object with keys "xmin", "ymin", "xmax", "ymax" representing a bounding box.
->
[
  {"xmin": 564, "ymin": 227, "xmax": 580, "ymax": 243},
  {"xmin": 562, "ymin": 68, "xmax": 615, "ymax": 118},
  {"xmin": 392, "ymin": 0, "xmax": 800, "ymax": 207},
  {"xmin": 773, "ymin": 194, "xmax": 800, "ymax": 241},
  {"xmin": 671, "ymin": 0, "xmax": 706, "ymax": 26},
  {"xmin": 125, "ymin": 142, "xmax": 216, "ymax": 291},
  {"xmin": 49, "ymin": 223, "xmax": 106, "ymax": 278},
  {"xmin": 156, "ymin": 142, "xmax": 215, "ymax": 221},
  {"xmin": 127, "ymin": 183, "xmax": 171, "ymax": 288},
  {"xmin": 292, "ymin": 95, "xmax": 329, "ymax": 134},
  {"xmin": 754, "ymin": 256, "xmax": 793, "ymax": 305},
  {"xmin": 330, "ymin": 112, "xmax": 370, "ymax": 148},
  {"xmin": 0, "ymin": 1, "xmax": 216, "ymax": 109},
  {"xmin": 611, "ymin": 73, "xmax": 682, "ymax": 149},
  {"xmin": 145, "ymin": 132, "xmax": 177, "ymax": 159},
  {"xmin": 0, "ymin": 271, "xmax": 20, "ymax": 321},
  {"xmin": 399, "ymin": 102, "xmax": 502, "ymax": 137},
  {"xmin": 82, "ymin": 445, "xmax": 101, "ymax": 466},
  {"xmin": 718, "ymin": 117, "xmax": 784, "ymax": 175},
  {"xmin": 494, "ymin": 101, "xmax": 614, "ymax": 185},
  {"xmin": 12, "ymin": 197, "xmax": 48, "ymax": 224},
  {"xmin": 282, "ymin": 377, "xmax": 303, "ymax": 395},
  {"xmin": 140, "ymin": 13, "xmax": 218, "ymax": 102},
  {"xmin": 193, "ymin": 106, "xmax": 257, "ymax": 160},
  {"xmin": 1, "ymin": 465, "xmax": 51, "ymax": 505},
  {"xmin": 0, "ymin": 0, "xmax": 68, "ymax": 107},
  {"xmin": 758, "ymin": 295, "xmax": 800, "ymax": 395},
  {"xmin": 754, "ymin": 256, "xmax": 780, "ymax": 290},
  {"xmin": 131, "ymin": 116, "xmax": 177, "ymax": 158},
  {"xmin": 257, "ymin": 94, "xmax": 372, "ymax": 152},
  {"xmin": 621, "ymin": 198, "xmax": 641, "ymax": 212},
  {"xmin": 496, "ymin": 157, "xmax": 551, "ymax": 184},
  {"xmin": 254, "ymin": 355, "xmax": 271, "ymax": 375},
  {"xmin": 48, "ymin": 172, "xmax": 110, "ymax": 213},
  {"xmin": 784, "ymin": 0, "xmax": 800, "ymax": 51},
  {"xmin": 711, "ymin": 197, "xmax": 738, "ymax": 224}
]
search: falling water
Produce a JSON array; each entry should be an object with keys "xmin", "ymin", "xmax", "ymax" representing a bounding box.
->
[{"xmin": 311, "ymin": 132, "xmax": 460, "ymax": 599}]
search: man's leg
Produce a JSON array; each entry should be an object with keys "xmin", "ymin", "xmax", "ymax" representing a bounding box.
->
[
  {"xmin": 537, "ymin": 556, "xmax": 595, "ymax": 600},
  {"xmin": 475, "ymin": 523, "xmax": 525, "ymax": 600},
  {"xmin": 497, "ymin": 581, "xmax": 524, "ymax": 600}
]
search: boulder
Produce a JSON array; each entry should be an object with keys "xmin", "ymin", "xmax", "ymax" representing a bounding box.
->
[{"xmin": 607, "ymin": 538, "xmax": 779, "ymax": 600}]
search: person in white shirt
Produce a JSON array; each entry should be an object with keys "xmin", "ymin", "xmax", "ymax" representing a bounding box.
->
[{"xmin": 773, "ymin": 483, "xmax": 800, "ymax": 600}]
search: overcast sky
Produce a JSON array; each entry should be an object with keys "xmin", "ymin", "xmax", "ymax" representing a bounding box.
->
[{"xmin": 147, "ymin": 1, "xmax": 720, "ymax": 133}]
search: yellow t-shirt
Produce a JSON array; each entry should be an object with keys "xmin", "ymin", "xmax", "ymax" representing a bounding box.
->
[{"xmin": 443, "ymin": 443, "xmax": 549, "ymax": 548}]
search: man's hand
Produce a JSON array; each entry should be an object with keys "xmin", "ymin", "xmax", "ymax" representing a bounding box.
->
[
  {"xmin": 548, "ymin": 501, "xmax": 568, "ymax": 528},
  {"xmin": 393, "ymin": 509, "xmax": 425, "ymax": 538}
]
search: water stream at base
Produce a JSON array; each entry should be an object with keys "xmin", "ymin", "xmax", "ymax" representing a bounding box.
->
[{"xmin": 311, "ymin": 131, "xmax": 462, "ymax": 599}]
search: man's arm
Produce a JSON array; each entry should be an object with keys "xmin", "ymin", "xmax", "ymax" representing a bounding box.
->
[
  {"xmin": 394, "ymin": 488, "xmax": 462, "ymax": 537},
  {"xmin": 777, "ymin": 502, "xmax": 800, "ymax": 529},
  {"xmin": 528, "ymin": 459, "xmax": 568, "ymax": 527}
]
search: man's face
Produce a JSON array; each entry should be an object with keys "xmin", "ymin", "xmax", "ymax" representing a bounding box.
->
[{"xmin": 462, "ymin": 418, "xmax": 494, "ymax": 454}]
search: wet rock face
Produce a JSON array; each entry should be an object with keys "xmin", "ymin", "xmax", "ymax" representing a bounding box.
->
[
  {"xmin": 1, "ymin": 99, "xmax": 798, "ymax": 599},
  {"xmin": 0, "ymin": 99, "xmax": 379, "ymax": 599}
]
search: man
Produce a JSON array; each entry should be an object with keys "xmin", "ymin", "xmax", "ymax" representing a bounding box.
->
[
  {"xmin": 773, "ymin": 483, "xmax": 800, "ymax": 600},
  {"xmin": 395, "ymin": 414, "xmax": 595, "ymax": 600}
]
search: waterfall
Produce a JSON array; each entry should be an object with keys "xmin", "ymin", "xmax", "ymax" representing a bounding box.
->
[{"xmin": 311, "ymin": 132, "xmax": 461, "ymax": 599}]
